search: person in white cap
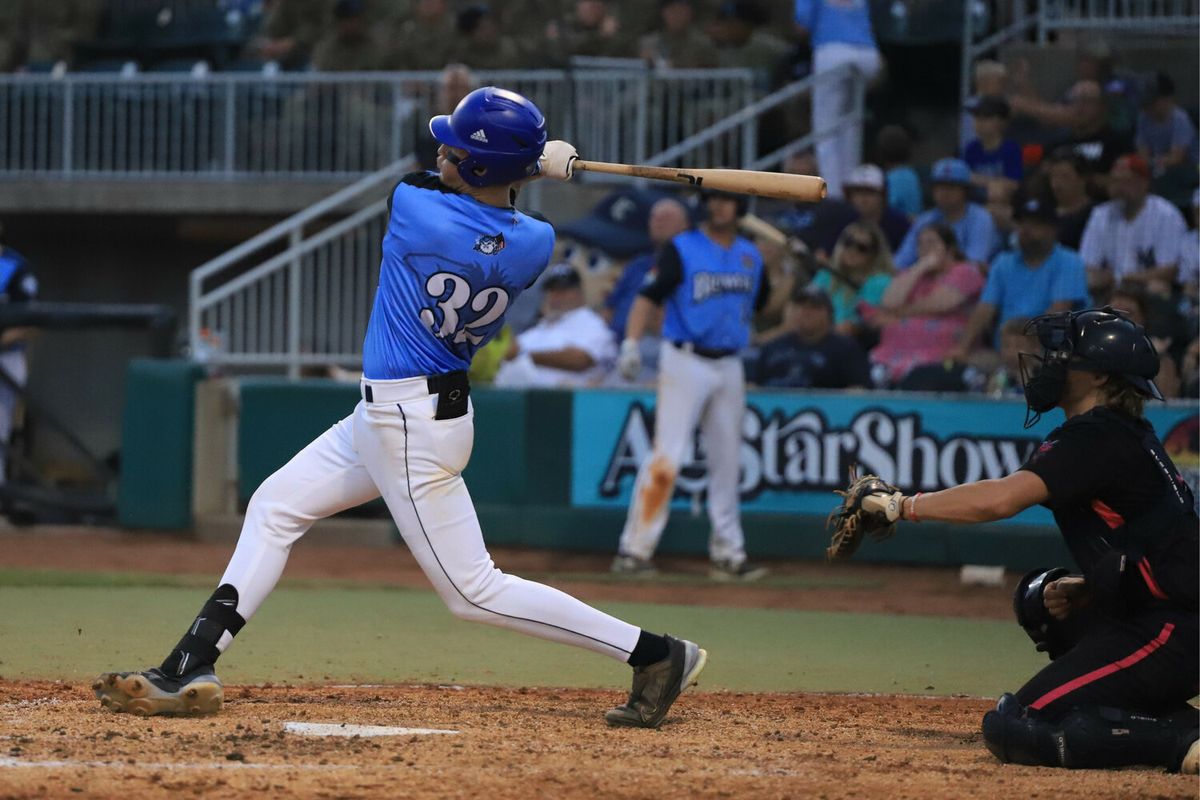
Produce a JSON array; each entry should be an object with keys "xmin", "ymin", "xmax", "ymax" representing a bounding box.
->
[{"xmin": 843, "ymin": 163, "xmax": 910, "ymax": 253}]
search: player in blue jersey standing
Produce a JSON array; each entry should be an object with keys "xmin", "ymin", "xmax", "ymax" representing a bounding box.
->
[
  {"xmin": 94, "ymin": 87, "xmax": 706, "ymax": 729},
  {"xmin": 613, "ymin": 190, "xmax": 770, "ymax": 581}
]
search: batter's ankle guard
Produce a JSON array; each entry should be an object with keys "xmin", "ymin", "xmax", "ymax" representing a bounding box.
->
[{"xmin": 160, "ymin": 584, "xmax": 245, "ymax": 677}]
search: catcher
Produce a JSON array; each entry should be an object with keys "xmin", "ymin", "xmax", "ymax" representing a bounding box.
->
[{"xmin": 827, "ymin": 307, "xmax": 1198, "ymax": 774}]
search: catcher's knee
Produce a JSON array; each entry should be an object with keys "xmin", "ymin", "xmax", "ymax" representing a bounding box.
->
[
  {"xmin": 1013, "ymin": 567, "xmax": 1080, "ymax": 659},
  {"xmin": 981, "ymin": 693, "xmax": 1059, "ymax": 767}
]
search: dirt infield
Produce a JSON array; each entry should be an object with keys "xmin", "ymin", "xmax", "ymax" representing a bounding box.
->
[
  {"xmin": 0, "ymin": 529, "xmax": 1014, "ymax": 618},
  {"xmin": 2, "ymin": 529, "xmax": 1195, "ymax": 797},
  {"xmin": 1, "ymin": 681, "xmax": 1193, "ymax": 800}
]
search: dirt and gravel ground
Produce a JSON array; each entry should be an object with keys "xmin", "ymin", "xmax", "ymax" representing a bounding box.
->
[{"xmin": 1, "ymin": 529, "xmax": 1195, "ymax": 799}]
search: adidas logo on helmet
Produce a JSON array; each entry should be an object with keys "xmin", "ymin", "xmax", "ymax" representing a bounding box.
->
[{"xmin": 470, "ymin": 129, "xmax": 489, "ymax": 143}]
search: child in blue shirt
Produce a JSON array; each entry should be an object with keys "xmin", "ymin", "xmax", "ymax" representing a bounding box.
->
[{"xmin": 963, "ymin": 96, "xmax": 1022, "ymax": 202}]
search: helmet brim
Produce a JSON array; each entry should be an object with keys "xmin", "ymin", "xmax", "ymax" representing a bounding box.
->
[
  {"xmin": 429, "ymin": 114, "xmax": 468, "ymax": 151},
  {"xmin": 1126, "ymin": 374, "xmax": 1165, "ymax": 401}
]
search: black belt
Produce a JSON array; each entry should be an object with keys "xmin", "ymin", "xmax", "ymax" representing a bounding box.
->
[
  {"xmin": 671, "ymin": 340, "xmax": 736, "ymax": 360},
  {"xmin": 363, "ymin": 370, "xmax": 470, "ymax": 420}
]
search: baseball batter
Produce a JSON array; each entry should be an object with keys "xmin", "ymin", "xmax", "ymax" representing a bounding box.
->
[
  {"xmin": 613, "ymin": 191, "xmax": 769, "ymax": 581},
  {"xmin": 93, "ymin": 87, "xmax": 706, "ymax": 729},
  {"xmin": 827, "ymin": 308, "xmax": 1198, "ymax": 773}
]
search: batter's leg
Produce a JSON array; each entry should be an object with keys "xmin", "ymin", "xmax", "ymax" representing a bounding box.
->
[
  {"xmin": 617, "ymin": 344, "xmax": 715, "ymax": 561},
  {"xmin": 356, "ymin": 398, "xmax": 642, "ymax": 662},
  {"xmin": 95, "ymin": 410, "xmax": 382, "ymax": 715},
  {"xmin": 700, "ymin": 356, "xmax": 749, "ymax": 566},
  {"xmin": 165, "ymin": 411, "xmax": 382, "ymax": 671}
]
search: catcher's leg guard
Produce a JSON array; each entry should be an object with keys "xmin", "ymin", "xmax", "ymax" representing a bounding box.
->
[
  {"xmin": 982, "ymin": 693, "xmax": 1059, "ymax": 766},
  {"xmin": 982, "ymin": 693, "xmax": 1200, "ymax": 770}
]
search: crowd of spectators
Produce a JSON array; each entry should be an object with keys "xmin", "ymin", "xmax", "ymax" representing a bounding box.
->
[
  {"xmin": 0, "ymin": 0, "xmax": 804, "ymax": 82},
  {"xmin": 488, "ymin": 38, "xmax": 1197, "ymax": 400},
  {"xmin": 3, "ymin": 2, "xmax": 1195, "ymax": 401}
]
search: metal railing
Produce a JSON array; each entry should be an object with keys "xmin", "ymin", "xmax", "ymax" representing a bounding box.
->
[
  {"xmin": 960, "ymin": 0, "xmax": 1199, "ymax": 141},
  {"xmin": 189, "ymin": 159, "xmax": 411, "ymax": 376},
  {"xmin": 1039, "ymin": 0, "xmax": 1199, "ymax": 34},
  {"xmin": 0, "ymin": 68, "xmax": 755, "ymax": 179}
]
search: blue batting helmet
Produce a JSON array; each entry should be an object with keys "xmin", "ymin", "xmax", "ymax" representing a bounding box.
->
[{"xmin": 429, "ymin": 87, "xmax": 547, "ymax": 187}]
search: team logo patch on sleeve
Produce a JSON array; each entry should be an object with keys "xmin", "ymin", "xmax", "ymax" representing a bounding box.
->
[{"xmin": 473, "ymin": 233, "xmax": 506, "ymax": 255}]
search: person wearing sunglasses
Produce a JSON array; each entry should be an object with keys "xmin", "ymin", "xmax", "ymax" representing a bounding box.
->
[{"xmin": 810, "ymin": 222, "xmax": 893, "ymax": 348}]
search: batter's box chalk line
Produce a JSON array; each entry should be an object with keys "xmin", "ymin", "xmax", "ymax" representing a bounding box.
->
[{"xmin": 283, "ymin": 722, "xmax": 460, "ymax": 737}]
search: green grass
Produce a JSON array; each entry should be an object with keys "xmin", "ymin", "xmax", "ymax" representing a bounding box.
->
[{"xmin": 0, "ymin": 570, "xmax": 1045, "ymax": 696}]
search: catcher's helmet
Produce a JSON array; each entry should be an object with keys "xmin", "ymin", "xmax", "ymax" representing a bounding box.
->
[
  {"xmin": 1026, "ymin": 307, "xmax": 1163, "ymax": 401},
  {"xmin": 429, "ymin": 87, "xmax": 547, "ymax": 187}
]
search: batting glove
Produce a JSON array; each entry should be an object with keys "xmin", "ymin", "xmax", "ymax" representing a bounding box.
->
[
  {"xmin": 617, "ymin": 338, "xmax": 642, "ymax": 381},
  {"xmin": 538, "ymin": 140, "xmax": 578, "ymax": 181},
  {"xmin": 861, "ymin": 490, "xmax": 905, "ymax": 523}
]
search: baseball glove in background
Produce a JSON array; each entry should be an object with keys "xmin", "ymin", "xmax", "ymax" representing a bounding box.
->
[{"xmin": 825, "ymin": 467, "xmax": 903, "ymax": 561}]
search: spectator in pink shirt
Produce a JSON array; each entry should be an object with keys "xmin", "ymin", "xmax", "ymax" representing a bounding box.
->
[{"xmin": 868, "ymin": 223, "xmax": 985, "ymax": 386}]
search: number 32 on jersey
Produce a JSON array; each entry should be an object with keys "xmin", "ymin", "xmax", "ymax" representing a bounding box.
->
[{"xmin": 419, "ymin": 271, "xmax": 510, "ymax": 346}]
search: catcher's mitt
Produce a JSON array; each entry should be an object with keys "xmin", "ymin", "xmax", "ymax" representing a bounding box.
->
[{"xmin": 825, "ymin": 467, "xmax": 903, "ymax": 561}]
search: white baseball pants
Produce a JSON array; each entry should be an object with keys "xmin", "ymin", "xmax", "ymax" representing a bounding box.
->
[
  {"xmin": 617, "ymin": 342, "xmax": 748, "ymax": 564},
  {"xmin": 214, "ymin": 375, "xmax": 641, "ymax": 663},
  {"xmin": 812, "ymin": 42, "xmax": 882, "ymax": 199},
  {"xmin": 0, "ymin": 348, "xmax": 25, "ymax": 479}
]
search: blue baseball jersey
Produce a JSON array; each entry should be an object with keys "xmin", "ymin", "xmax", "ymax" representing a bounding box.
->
[
  {"xmin": 644, "ymin": 229, "xmax": 764, "ymax": 353},
  {"xmin": 362, "ymin": 172, "xmax": 554, "ymax": 379},
  {"xmin": 794, "ymin": 0, "xmax": 877, "ymax": 49}
]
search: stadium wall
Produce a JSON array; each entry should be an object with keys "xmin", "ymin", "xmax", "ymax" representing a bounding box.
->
[{"xmin": 118, "ymin": 371, "xmax": 1200, "ymax": 570}]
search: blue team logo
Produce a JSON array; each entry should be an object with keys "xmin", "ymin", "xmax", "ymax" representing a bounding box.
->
[
  {"xmin": 741, "ymin": 254, "xmax": 755, "ymax": 270},
  {"xmin": 473, "ymin": 233, "xmax": 506, "ymax": 256}
]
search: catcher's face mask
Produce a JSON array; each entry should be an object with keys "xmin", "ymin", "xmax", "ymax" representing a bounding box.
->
[{"xmin": 1019, "ymin": 312, "xmax": 1076, "ymax": 429}]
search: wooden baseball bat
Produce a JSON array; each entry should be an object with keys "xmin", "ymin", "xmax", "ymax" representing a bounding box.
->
[
  {"xmin": 572, "ymin": 160, "xmax": 827, "ymax": 202},
  {"xmin": 738, "ymin": 213, "xmax": 790, "ymax": 247}
]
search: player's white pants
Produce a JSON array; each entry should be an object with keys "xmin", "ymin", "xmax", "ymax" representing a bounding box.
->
[
  {"xmin": 0, "ymin": 348, "xmax": 26, "ymax": 480},
  {"xmin": 617, "ymin": 342, "xmax": 747, "ymax": 564},
  {"xmin": 215, "ymin": 375, "xmax": 641, "ymax": 663},
  {"xmin": 812, "ymin": 42, "xmax": 882, "ymax": 199}
]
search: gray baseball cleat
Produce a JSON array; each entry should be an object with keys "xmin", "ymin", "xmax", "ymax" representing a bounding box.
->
[
  {"xmin": 93, "ymin": 667, "xmax": 223, "ymax": 716},
  {"xmin": 605, "ymin": 635, "xmax": 707, "ymax": 729},
  {"xmin": 709, "ymin": 559, "xmax": 768, "ymax": 583},
  {"xmin": 611, "ymin": 553, "xmax": 659, "ymax": 577}
]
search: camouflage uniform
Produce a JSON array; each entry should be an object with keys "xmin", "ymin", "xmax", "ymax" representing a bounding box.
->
[
  {"xmin": 0, "ymin": 4, "xmax": 23, "ymax": 70},
  {"xmin": 257, "ymin": 0, "xmax": 331, "ymax": 69},
  {"xmin": 639, "ymin": 27, "xmax": 718, "ymax": 68},
  {"xmin": 312, "ymin": 29, "xmax": 385, "ymax": 72},
  {"xmin": 451, "ymin": 35, "xmax": 521, "ymax": 72},
  {"xmin": 383, "ymin": 14, "xmax": 457, "ymax": 71},
  {"xmin": 716, "ymin": 29, "xmax": 792, "ymax": 85},
  {"xmin": 18, "ymin": 0, "xmax": 100, "ymax": 67}
]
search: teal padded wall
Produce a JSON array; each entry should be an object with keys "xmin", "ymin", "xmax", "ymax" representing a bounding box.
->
[{"xmin": 118, "ymin": 359, "xmax": 205, "ymax": 529}]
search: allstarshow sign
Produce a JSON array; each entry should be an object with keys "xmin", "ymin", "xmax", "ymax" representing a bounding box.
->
[{"xmin": 570, "ymin": 390, "xmax": 1199, "ymax": 527}]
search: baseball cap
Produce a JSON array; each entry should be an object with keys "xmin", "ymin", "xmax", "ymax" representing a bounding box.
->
[
  {"xmin": 1112, "ymin": 153, "xmax": 1150, "ymax": 179},
  {"xmin": 791, "ymin": 284, "xmax": 833, "ymax": 311},
  {"xmin": 541, "ymin": 263, "xmax": 582, "ymax": 290},
  {"xmin": 334, "ymin": 0, "xmax": 365, "ymax": 18},
  {"xmin": 930, "ymin": 158, "xmax": 971, "ymax": 186},
  {"xmin": 967, "ymin": 95, "xmax": 1010, "ymax": 118},
  {"xmin": 1013, "ymin": 194, "xmax": 1058, "ymax": 225},
  {"xmin": 716, "ymin": 0, "xmax": 769, "ymax": 24},
  {"xmin": 559, "ymin": 188, "xmax": 669, "ymax": 258},
  {"xmin": 843, "ymin": 164, "xmax": 885, "ymax": 193}
]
